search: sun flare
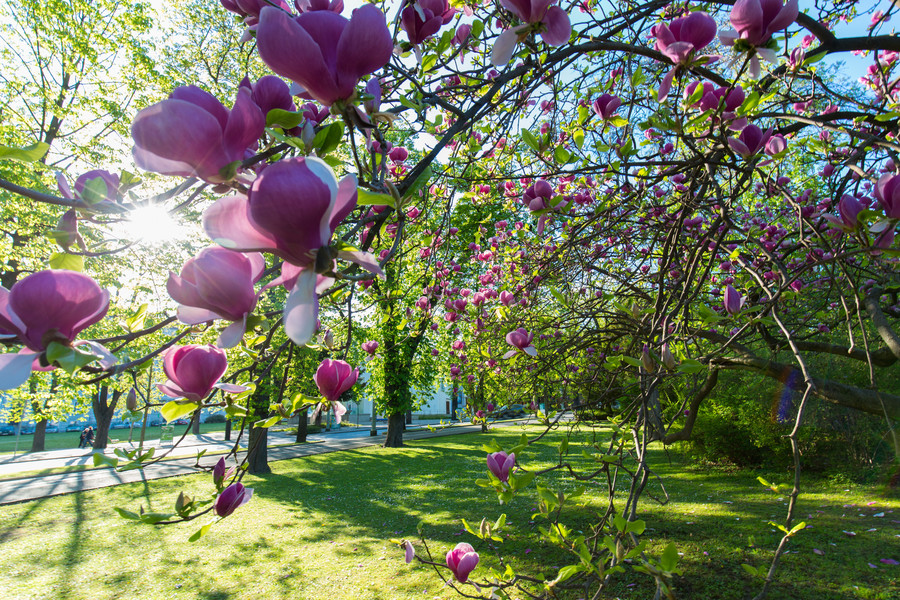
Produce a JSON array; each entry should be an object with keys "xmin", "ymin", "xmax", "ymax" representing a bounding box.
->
[{"xmin": 117, "ymin": 205, "xmax": 189, "ymax": 245}]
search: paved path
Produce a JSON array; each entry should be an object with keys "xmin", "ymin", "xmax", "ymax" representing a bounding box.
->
[{"xmin": 0, "ymin": 419, "xmax": 532, "ymax": 505}]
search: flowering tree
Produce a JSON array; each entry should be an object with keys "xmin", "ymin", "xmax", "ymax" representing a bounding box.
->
[{"xmin": 2, "ymin": 0, "xmax": 900, "ymax": 596}]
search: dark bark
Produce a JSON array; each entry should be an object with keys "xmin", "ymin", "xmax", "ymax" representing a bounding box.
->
[
  {"xmin": 384, "ymin": 413, "xmax": 405, "ymax": 447},
  {"xmin": 712, "ymin": 356, "xmax": 900, "ymax": 421},
  {"xmin": 246, "ymin": 425, "xmax": 271, "ymax": 474},
  {"xmin": 224, "ymin": 418, "xmax": 232, "ymax": 441},
  {"xmin": 92, "ymin": 386, "xmax": 121, "ymax": 449},
  {"xmin": 295, "ymin": 407, "xmax": 308, "ymax": 443},
  {"xmin": 191, "ymin": 409, "xmax": 201, "ymax": 435},
  {"xmin": 246, "ymin": 392, "xmax": 270, "ymax": 474},
  {"xmin": 30, "ymin": 419, "xmax": 47, "ymax": 453}
]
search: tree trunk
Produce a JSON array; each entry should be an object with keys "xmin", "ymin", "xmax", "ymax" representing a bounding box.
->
[
  {"xmin": 92, "ymin": 386, "xmax": 120, "ymax": 449},
  {"xmin": 246, "ymin": 425, "xmax": 270, "ymax": 474},
  {"xmin": 191, "ymin": 409, "xmax": 201, "ymax": 435},
  {"xmin": 295, "ymin": 407, "xmax": 308, "ymax": 443},
  {"xmin": 225, "ymin": 418, "xmax": 232, "ymax": 441},
  {"xmin": 246, "ymin": 392, "xmax": 270, "ymax": 474},
  {"xmin": 384, "ymin": 413, "xmax": 405, "ymax": 447},
  {"xmin": 30, "ymin": 419, "xmax": 47, "ymax": 453}
]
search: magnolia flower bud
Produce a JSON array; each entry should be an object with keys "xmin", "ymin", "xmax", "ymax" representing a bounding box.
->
[{"xmin": 126, "ymin": 388, "xmax": 139, "ymax": 412}]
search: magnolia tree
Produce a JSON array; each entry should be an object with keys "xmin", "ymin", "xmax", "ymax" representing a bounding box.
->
[{"xmin": 2, "ymin": 0, "xmax": 900, "ymax": 596}]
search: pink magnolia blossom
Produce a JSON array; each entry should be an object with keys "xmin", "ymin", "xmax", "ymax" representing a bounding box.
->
[
  {"xmin": 214, "ymin": 482, "xmax": 253, "ymax": 517},
  {"xmin": 875, "ymin": 173, "xmax": 900, "ymax": 219},
  {"xmin": 403, "ymin": 540, "xmax": 416, "ymax": 563},
  {"xmin": 362, "ymin": 340, "xmax": 379, "ymax": 355},
  {"xmin": 294, "ymin": 0, "xmax": 343, "ymax": 12},
  {"xmin": 503, "ymin": 327, "xmax": 537, "ymax": 358},
  {"xmin": 203, "ymin": 156, "xmax": 382, "ymax": 346},
  {"xmin": 157, "ymin": 345, "xmax": 246, "ymax": 403},
  {"xmin": 446, "ymin": 542, "xmax": 480, "ymax": 582},
  {"xmin": 727, "ymin": 124, "xmax": 773, "ymax": 158},
  {"xmin": 591, "ymin": 94, "xmax": 622, "ymax": 121},
  {"xmin": 256, "ymin": 5, "xmax": 393, "ymax": 108},
  {"xmin": 312, "ymin": 358, "xmax": 358, "ymax": 424},
  {"xmin": 491, "ymin": 0, "xmax": 571, "ymax": 66},
  {"xmin": 723, "ymin": 285, "xmax": 745, "ymax": 315},
  {"xmin": 401, "ymin": 0, "xmax": 455, "ymax": 45},
  {"xmin": 131, "ymin": 85, "xmax": 264, "ymax": 184},
  {"xmin": 57, "ymin": 170, "xmax": 120, "ymax": 206},
  {"xmin": 720, "ymin": 0, "xmax": 799, "ymax": 76},
  {"xmin": 652, "ymin": 12, "xmax": 718, "ymax": 101},
  {"xmin": 724, "ymin": 0, "xmax": 799, "ymax": 47},
  {"xmin": 487, "ymin": 451, "xmax": 515, "ymax": 483},
  {"xmin": 653, "ymin": 11, "xmax": 717, "ymax": 64},
  {"xmin": 221, "ymin": 0, "xmax": 291, "ymax": 30},
  {"xmin": 314, "ymin": 358, "xmax": 359, "ymax": 403},
  {"xmin": 167, "ymin": 247, "xmax": 266, "ymax": 348},
  {"xmin": 0, "ymin": 270, "xmax": 112, "ymax": 389}
]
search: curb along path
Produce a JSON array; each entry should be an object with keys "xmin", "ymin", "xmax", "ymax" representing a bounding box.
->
[{"xmin": 0, "ymin": 420, "xmax": 528, "ymax": 505}]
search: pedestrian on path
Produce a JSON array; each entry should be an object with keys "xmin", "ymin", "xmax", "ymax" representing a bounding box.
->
[{"xmin": 78, "ymin": 428, "xmax": 88, "ymax": 448}]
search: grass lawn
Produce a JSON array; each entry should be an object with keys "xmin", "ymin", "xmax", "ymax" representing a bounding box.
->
[
  {"xmin": 0, "ymin": 423, "xmax": 228, "ymax": 455},
  {"xmin": 0, "ymin": 424, "xmax": 897, "ymax": 599}
]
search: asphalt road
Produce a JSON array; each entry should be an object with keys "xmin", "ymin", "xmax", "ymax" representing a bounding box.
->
[{"xmin": 0, "ymin": 419, "xmax": 533, "ymax": 505}]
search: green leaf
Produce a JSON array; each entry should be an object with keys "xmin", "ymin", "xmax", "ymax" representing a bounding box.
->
[
  {"xmin": 509, "ymin": 471, "xmax": 535, "ymax": 491},
  {"xmin": 188, "ymin": 522, "xmax": 213, "ymax": 543},
  {"xmin": 435, "ymin": 29, "xmax": 453, "ymax": 55},
  {"xmin": 482, "ymin": 440, "xmax": 503, "ymax": 453},
  {"xmin": 421, "ymin": 53, "xmax": 437, "ymax": 73},
  {"xmin": 802, "ymin": 51, "xmax": 827, "ymax": 67},
  {"xmin": 521, "ymin": 129, "xmax": 540, "ymax": 153},
  {"xmin": 49, "ymin": 252, "xmax": 84, "ymax": 272},
  {"xmin": 125, "ymin": 303, "xmax": 148, "ymax": 332},
  {"xmin": 788, "ymin": 521, "xmax": 807, "ymax": 535},
  {"xmin": 676, "ymin": 359, "xmax": 706, "ymax": 374},
  {"xmin": 622, "ymin": 356, "xmax": 642, "ymax": 368},
  {"xmin": 573, "ymin": 129, "xmax": 585, "ymax": 150},
  {"xmin": 114, "ymin": 507, "xmax": 140, "ymax": 520},
  {"xmin": 607, "ymin": 116, "xmax": 628, "ymax": 128},
  {"xmin": 625, "ymin": 519, "xmax": 646, "ymax": 535},
  {"xmin": 140, "ymin": 512, "xmax": 173, "ymax": 525},
  {"xmin": 80, "ymin": 177, "xmax": 111, "ymax": 204},
  {"xmin": 312, "ymin": 121, "xmax": 344, "ymax": 156},
  {"xmin": 403, "ymin": 165, "xmax": 432, "ymax": 200},
  {"xmin": 224, "ymin": 405, "xmax": 248, "ymax": 419},
  {"xmin": 266, "ymin": 108, "xmax": 305, "ymax": 129},
  {"xmin": 553, "ymin": 145, "xmax": 571, "ymax": 164},
  {"xmin": 161, "ymin": 401, "xmax": 200, "ymax": 423},
  {"xmin": 470, "ymin": 19, "xmax": 484, "ymax": 39},
  {"xmin": 0, "ymin": 141, "xmax": 49, "ymax": 163},
  {"xmin": 253, "ymin": 415, "xmax": 282, "ymax": 428},
  {"xmin": 45, "ymin": 341, "xmax": 98, "ymax": 374},
  {"xmin": 553, "ymin": 564, "xmax": 584, "ymax": 584},
  {"xmin": 742, "ymin": 564, "xmax": 758, "ymax": 576},
  {"xmin": 93, "ymin": 453, "xmax": 119, "ymax": 468},
  {"xmin": 398, "ymin": 95, "xmax": 421, "ymax": 111},
  {"xmin": 659, "ymin": 542, "xmax": 679, "ymax": 572}
]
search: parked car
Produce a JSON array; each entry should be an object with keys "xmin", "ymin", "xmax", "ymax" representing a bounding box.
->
[
  {"xmin": 66, "ymin": 424, "xmax": 83, "ymax": 432},
  {"xmin": 44, "ymin": 426, "xmax": 59, "ymax": 433},
  {"xmin": 149, "ymin": 420, "xmax": 163, "ymax": 427},
  {"xmin": 20, "ymin": 425, "xmax": 35, "ymax": 435},
  {"xmin": 497, "ymin": 404, "xmax": 526, "ymax": 418},
  {"xmin": 0, "ymin": 425, "xmax": 15, "ymax": 436},
  {"xmin": 171, "ymin": 419, "xmax": 190, "ymax": 426}
]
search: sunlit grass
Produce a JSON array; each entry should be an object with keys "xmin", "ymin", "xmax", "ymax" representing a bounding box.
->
[{"xmin": 0, "ymin": 424, "xmax": 897, "ymax": 599}]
